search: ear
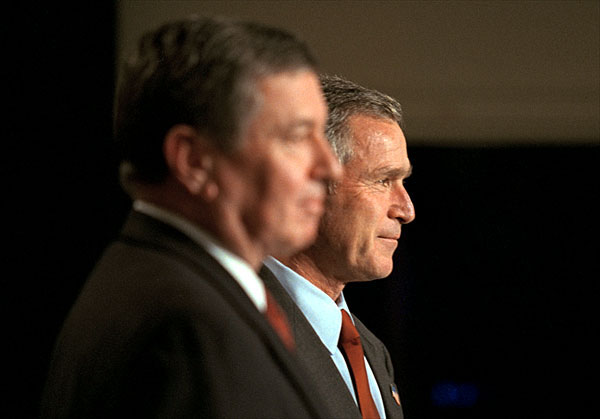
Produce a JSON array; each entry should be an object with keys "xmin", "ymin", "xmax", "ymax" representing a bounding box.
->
[{"xmin": 163, "ymin": 124, "xmax": 218, "ymax": 199}]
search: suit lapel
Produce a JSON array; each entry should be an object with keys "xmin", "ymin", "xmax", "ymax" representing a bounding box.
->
[
  {"xmin": 355, "ymin": 318, "xmax": 405, "ymax": 419},
  {"xmin": 261, "ymin": 265, "xmax": 362, "ymax": 419},
  {"xmin": 120, "ymin": 211, "xmax": 330, "ymax": 417}
]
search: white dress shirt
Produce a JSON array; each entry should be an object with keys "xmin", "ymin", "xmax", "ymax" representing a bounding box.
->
[
  {"xmin": 133, "ymin": 200, "xmax": 267, "ymax": 312},
  {"xmin": 263, "ymin": 256, "xmax": 386, "ymax": 418}
]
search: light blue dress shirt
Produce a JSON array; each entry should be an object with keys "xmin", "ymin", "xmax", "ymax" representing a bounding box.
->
[{"xmin": 264, "ymin": 256, "xmax": 386, "ymax": 418}]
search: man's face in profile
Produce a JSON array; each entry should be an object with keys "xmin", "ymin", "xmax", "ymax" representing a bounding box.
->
[
  {"xmin": 313, "ymin": 114, "xmax": 415, "ymax": 283},
  {"xmin": 216, "ymin": 70, "xmax": 342, "ymax": 258}
]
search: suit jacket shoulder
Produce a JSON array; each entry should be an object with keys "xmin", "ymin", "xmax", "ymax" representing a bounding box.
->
[
  {"xmin": 353, "ymin": 316, "xmax": 404, "ymax": 418},
  {"xmin": 42, "ymin": 211, "xmax": 332, "ymax": 418}
]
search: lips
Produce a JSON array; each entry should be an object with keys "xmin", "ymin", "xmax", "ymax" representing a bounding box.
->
[
  {"xmin": 302, "ymin": 184, "xmax": 327, "ymax": 214},
  {"xmin": 377, "ymin": 236, "xmax": 399, "ymax": 252},
  {"xmin": 304, "ymin": 197, "xmax": 324, "ymax": 215},
  {"xmin": 378, "ymin": 231, "xmax": 400, "ymax": 241}
]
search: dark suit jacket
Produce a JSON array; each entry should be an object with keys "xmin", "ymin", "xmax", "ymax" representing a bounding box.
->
[
  {"xmin": 261, "ymin": 265, "xmax": 405, "ymax": 419},
  {"xmin": 41, "ymin": 211, "xmax": 332, "ymax": 418}
]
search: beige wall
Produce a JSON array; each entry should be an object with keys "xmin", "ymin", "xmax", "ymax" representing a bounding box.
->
[{"xmin": 117, "ymin": 1, "xmax": 599, "ymax": 145}]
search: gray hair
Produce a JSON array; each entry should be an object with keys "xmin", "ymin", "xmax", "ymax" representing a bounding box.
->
[
  {"xmin": 114, "ymin": 15, "xmax": 317, "ymax": 184},
  {"xmin": 319, "ymin": 74, "xmax": 404, "ymax": 164}
]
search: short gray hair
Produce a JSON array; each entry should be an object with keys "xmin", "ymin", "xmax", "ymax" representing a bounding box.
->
[{"xmin": 319, "ymin": 74, "xmax": 404, "ymax": 164}]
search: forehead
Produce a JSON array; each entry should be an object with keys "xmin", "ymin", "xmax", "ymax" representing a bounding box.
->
[
  {"xmin": 238, "ymin": 69, "xmax": 327, "ymax": 147},
  {"xmin": 345, "ymin": 114, "xmax": 409, "ymax": 174},
  {"xmin": 255, "ymin": 70, "xmax": 327, "ymax": 118}
]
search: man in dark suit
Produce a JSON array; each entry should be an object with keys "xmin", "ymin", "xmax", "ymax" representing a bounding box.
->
[
  {"xmin": 262, "ymin": 74, "xmax": 415, "ymax": 419},
  {"xmin": 41, "ymin": 16, "xmax": 341, "ymax": 418}
]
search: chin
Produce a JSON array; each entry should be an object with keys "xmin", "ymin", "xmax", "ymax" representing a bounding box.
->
[
  {"xmin": 353, "ymin": 266, "xmax": 393, "ymax": 282},
  {"xmin": 275, "ymin": 230, "xmax": 317, "ymax": 258},
  {"xmin": 372, "ymin": 261, "xmax": 394, "ymax": 279}
]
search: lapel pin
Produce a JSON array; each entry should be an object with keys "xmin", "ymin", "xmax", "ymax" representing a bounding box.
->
[{"xmin": 390, "ymin": 383, "xmax": 401, "ymax": 406}]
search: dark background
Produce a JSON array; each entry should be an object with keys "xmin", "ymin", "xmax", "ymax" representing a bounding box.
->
[{"xmin": 5, "ymin": 3, "xmax": 597, "ymax": 418}]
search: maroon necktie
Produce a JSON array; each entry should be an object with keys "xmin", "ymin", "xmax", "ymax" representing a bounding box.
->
[
  {"xmin": 265, "ymin": 290, "xmax": 295, "ymax": 351},
  {"xmin": 339, "ymin": 310, "xmax": 380, "ymax": 419}
]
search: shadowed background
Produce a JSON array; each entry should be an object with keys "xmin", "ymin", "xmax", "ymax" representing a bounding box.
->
[{"xmin": 6, "ymin": 1, "xmax": 597, "ymax": 418}]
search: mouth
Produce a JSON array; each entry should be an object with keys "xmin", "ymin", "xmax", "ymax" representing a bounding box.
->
[
  {"xmin": 303, "ymin": 195, "xmax": 325, "ymax": 216},
  {"xmin": 378, "ymin": 232, "xmax": 400, "ymax": 241},
  {"xmin": 378, "ymin": 236, "xmax": 399, "ymax": 243},
  {"xmin": 377, "ymin": 233, "xmax": 400, "ymax": 248},
  {"xmin": 303, "ymin": 185, "xmax": 327, "ymax": 215}
]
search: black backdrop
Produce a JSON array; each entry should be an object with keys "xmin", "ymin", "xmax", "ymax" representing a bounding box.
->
[
  {"xmin": 345, "ymin": 145, "xmax": 597, "ymax": 418},
  {"xmin": 6, "ymin": 3, "xmax": 596, "ymax": 418}
]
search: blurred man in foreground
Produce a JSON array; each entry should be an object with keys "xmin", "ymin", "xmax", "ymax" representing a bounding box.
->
[{"xmin": 41, "ymin": 16, "xmax": 341, "ymax": 418}]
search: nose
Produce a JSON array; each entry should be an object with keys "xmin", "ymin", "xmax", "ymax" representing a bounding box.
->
[
  {"xmin": 389, "ymin": 184, "xmax": 415, "ymax": 224},
  {"xmin": 311, "ymin": 132, "xmax": 343, "ymax": 183}
]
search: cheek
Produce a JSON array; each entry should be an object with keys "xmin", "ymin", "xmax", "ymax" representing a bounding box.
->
[
  {"xmin": 320, "ymin": 204, "xmax": 363, "ymax": 252},
  {"xmin": 253, "ymin": 162, "xmax": 308, "ymax": 227},
  {"xmin": 262, "ymin": 169, "xmax": 301, "ymax": 213},
  {"xmin": 346, "ymin": 203, "xmax": 384, "ymax": 256},
  {"xmin": 268, "ymin": 147, "xmax": 304, "ymax": 180},
  {"xmin": 344, "ymin": 202, "xmax": 377, "ymax": 233}
]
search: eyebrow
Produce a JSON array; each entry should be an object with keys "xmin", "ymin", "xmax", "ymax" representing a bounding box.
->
[
  {"xmin": 287, "ymin": 119, "xmax": 318, "ymax": 129},
  {"xmin": 373, "ymin": 163, "xmax": 413, "ymax": 179}
]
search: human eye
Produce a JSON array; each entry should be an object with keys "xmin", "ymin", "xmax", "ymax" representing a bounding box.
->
[
  {"xmin": 287, "ymin": 132, "xmax": 309, "ymax": 143},
  {"xmin": 376, "ymin": 178, "xmax": 392, "ymax": 187},
  {"xmin": 283, "ymin": 125, "xmax": 311, "ymax": 143}
]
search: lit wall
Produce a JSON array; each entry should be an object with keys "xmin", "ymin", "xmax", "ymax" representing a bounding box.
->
[{"xmin": 117, "ymin": 0, "xmax": 599, "ymax": 145}]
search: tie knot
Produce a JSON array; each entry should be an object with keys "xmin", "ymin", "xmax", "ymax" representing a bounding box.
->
[{"xmin": 339, "ymin": 309, "xmax": 360, "ymax": 345}]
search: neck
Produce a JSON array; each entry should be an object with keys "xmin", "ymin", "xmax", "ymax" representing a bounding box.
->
[
  {"xmin": 211, "ymin": 205, "xmax": 266, "ymax": 270},
  {"xmin": 281, "ymin": 252, "xmax": 346, "ymax": 301},
  {"xmin": 135, "ymin": 183, "xmax": 266, "ymax": 271}
]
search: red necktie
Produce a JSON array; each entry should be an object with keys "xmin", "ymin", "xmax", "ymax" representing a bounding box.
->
[
  {"xmin": 265, "ymin": 290, "xmax": 295, "ymax": 351},
  {"xmin": 339, "ymin": 310, "xmax": 380, "ymax": 419}
]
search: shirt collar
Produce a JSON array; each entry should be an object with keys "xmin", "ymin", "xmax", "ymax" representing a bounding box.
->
[
  {"xmin": 133, "ymin": 200, "xmax": 267, "ymax": 312},
  {"xmin": 263, "ymin": 256, "xmax": 351, "ymax": 354}
]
